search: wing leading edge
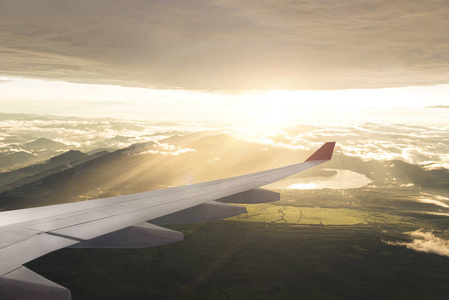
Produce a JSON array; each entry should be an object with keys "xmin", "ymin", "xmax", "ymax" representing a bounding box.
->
[{"xmin": 0, "ymin": 142, "xmax": 335, "ymax": 300}]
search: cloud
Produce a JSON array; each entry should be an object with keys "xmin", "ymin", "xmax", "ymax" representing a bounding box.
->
[
  {"xmin": 142, "ymin": 143, "xmax": 197, "ymax": 156},
  {"xmin": 426, "ymin": 105, "xmax": 449, "ymax": 109},
  {"xmin": 278, "ymin": 123, "xmax": 449, "ymax": 169},
  {"xmin": 1, "ymin": 0, "xmax": 449, "ymax": 90},
  {"xmin": 417, "ymin": 198, "xmax": 449, "ymax": 209},
  {"xmin": 0, "ymin": 116, "xmax": 214, "ymax": 153},
  {"xmin": 384, "ymin": 229, "xmax": 449, "ymax": 257},
  {"xmin": 124, "ymin": 141, "xmax": 196, "ymax": 156},
  {"xmin": 1, "ymin": 115, "xmax": 449, "ymax": 170}
]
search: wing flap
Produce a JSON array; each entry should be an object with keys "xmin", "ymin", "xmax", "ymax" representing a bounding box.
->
[
  {"xmin": 0, "ymin": 233, "xmax": 78, "ymax": 276},
  {"xmin": 70, "ymin": 222, "xmax": 183, "ymax": 248},
  {"xmin": 151, "ymin": 201, "xmax": 247, "ymax": 225},
  {"xmin": 0, "ymin": 266, "xmax": 71, "ymax": 300},
  {"xmin": 216, "ymin": 188, "xmax": 280, "ymax": 204}
]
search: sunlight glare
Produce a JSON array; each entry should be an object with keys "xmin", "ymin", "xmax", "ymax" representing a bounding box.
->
[
  {"xmin": 0, "ymin": 77, "xmax": 448, "ymax": 127},
  {"xmin": 287, "ymin": 183, "xmax": 322, "ymax": 189}
]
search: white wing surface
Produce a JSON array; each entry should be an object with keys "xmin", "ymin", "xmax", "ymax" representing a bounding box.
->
[{"xmin": 0, "ymin": 142, "xmax": 335, "ymax": 300}]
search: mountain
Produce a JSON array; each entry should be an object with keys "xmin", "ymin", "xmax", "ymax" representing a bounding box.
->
[
  {"xmin": 0, "ymin": 150, "xmax": 109, "ymax": 193},
  {"xmin": 0, "ymin": 151, "xmax": 40, "ymax": 172},
  {"xmin": 0, "ymin": 132, "xmax": 448, "ymax": 211},
  {"xmin": 87, "ymin": 148, "xmax": 114, "ymax": 155},
  {"xmin": 160, "ymin": 130, "xmax": 223, "ymax": 146},
  {"xmin": 0, "ymin": 112, "xmax": 42, "ymax": 120},
  {"xmin": 21, "ymin": 138, "xmax": 68, "ymax": 152},
  {"xmin": 0, "ymin": 134, "xmax": 292, "ymax": 209},
  {"xmin": 48, "ymin": 150, "xmax": 87, "ymax": 164},
  {"xmin": 0, "ymin": 138, "xmax": 72, "ymax": 172}
]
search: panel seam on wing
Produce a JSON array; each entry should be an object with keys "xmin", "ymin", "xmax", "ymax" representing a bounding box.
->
[{"xmin": 0, "ymin": 232, "xmax": 47, "ymax": 251}]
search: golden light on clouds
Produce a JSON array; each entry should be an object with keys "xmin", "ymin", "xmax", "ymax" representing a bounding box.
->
[{"xmin": 385, "ymin": 230, "xmax": 449, "ymax": 258}]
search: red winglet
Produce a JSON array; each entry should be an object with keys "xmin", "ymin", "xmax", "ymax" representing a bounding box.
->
[{"xmin": 305, "ymin": 142, "xmax": 336, "ymax": 162}]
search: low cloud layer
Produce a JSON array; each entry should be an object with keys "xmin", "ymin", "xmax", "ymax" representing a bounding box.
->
[
  {"xmin": 124, "ymin": 141, "xmax": 196, "ymax": 156},
  {"xmin": 263, "ymin": 123, "xmax": 449, "ymax": 169},
  {"xmin": 0, "ymin": 115, "xmax": 207, "ymax": 152},
  {"xmin": 427, "ymin": 106, "xmax": 449, "ymax": 109},
  {"xmin": 1, "ymin": 0, "xmax": 449, "ymax": 90},
  {"xmin": 385, "ymin": 230, "xmax": 449, "ymax": 257},
  {"xmin": 1, "ymin": 116, "xmax": 449, "ymax": 170}
]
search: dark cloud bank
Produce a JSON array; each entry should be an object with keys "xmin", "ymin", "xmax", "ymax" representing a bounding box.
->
[{"xmin": 1, "ymin": 0, "xmax": 449, "ymax": 90}]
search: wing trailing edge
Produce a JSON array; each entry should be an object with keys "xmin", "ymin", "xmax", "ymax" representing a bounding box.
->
[
  {"xmin": 0, "ymin": 266, "xmax": 71, "ymax": 300},
  {"xmin": 216, "ymin": 188, "xmax": 280, "ymax": 204},
  {"xmin": 152, "ymin": 201, "xmax": 247, "ymax": 225},
  {"xmin": 70, "ymin": 222, "xmax": 184, "ymax": 248}
]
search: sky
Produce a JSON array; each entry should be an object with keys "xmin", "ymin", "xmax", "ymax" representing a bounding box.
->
[
  {"xmin": 0, "ymin": 78, "xmax": 448, "ymax": 127},
  {"xmin": 1, "ymin": 0, "xmax": 449, "ymax": 126}
]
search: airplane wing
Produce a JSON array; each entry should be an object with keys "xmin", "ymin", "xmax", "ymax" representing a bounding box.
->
[{"xmin": 0, "ymin": 142, "xmax": 335, "ymax": 300}]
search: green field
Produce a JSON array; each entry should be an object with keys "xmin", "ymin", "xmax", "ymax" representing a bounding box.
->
[
  {"xmin": 229, "ymin": 204, "xmax": 411, "ymax": 226},
  {"xmin": 27, "ymin": 222, "xmax": 449, "ymax": 300},
  {"xmin": 23, "ymin": 187, "xmax": 449, "ymax": 299}
]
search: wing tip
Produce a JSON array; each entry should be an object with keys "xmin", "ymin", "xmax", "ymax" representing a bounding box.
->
[{"xmin": 305, "ymin": 142, "xmax": 336, "ymax": 162}]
